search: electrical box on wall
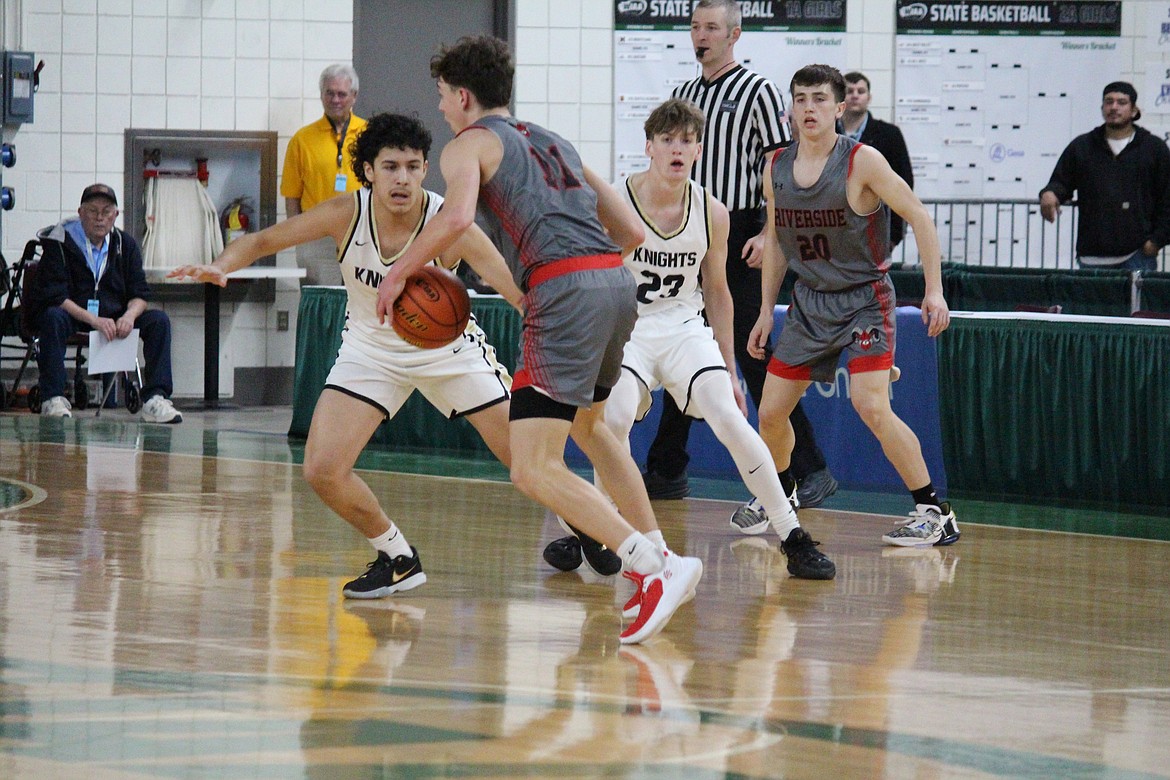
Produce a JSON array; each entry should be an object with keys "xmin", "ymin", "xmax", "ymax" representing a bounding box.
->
[{"xmin": 2, "ymin": 51, "xmax": 36, "ymax": 125}]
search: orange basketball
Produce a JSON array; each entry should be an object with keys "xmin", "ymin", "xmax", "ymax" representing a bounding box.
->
[{"xmin": 391, "ymin": 265, "xmax": 472, "ymax": 349}]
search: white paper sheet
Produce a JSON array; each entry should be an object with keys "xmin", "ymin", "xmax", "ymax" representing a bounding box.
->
[{"xmin": 87, "ymin": 329, "xmax": 139, "ymax": 374}]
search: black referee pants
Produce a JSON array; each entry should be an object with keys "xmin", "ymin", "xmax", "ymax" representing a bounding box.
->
[{"xmin": 645, "ymin": 207, "xmax": 828, "ymax": 481}]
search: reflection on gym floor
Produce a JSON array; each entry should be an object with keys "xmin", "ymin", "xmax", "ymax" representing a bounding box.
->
[{"xmin": 0, "ymin": 410, "xmax": 1167, "ymax": 779}]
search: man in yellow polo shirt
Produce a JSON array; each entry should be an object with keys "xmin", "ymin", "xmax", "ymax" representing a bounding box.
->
[{"xmin": 281, "ymin": 63, "xmax": 368, "ymax": 285}]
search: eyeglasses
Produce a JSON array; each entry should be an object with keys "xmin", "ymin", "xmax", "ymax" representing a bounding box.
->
[
  {"xmin": 81, "ymin": 205, "xmax": 117, "ymax": 218},
  {"xmin": 323, "ymin": 90, "xmax": 354, "ymax": 100}
]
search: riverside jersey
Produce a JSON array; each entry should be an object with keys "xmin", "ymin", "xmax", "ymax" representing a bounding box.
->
[
  {"xmin": 771, "ymin": 136, "xmax": 892, "ymax": 292},
  {"xmin": 337, "ymin": 187, "xmax": 467, "ymax": 353},
  {"xmin": 620, "ymin": 177, "xmax": 711, "ymax": 316},
  {"xmin": 467, "ymin": 115, "xmax": 621, "ymax": 290}
]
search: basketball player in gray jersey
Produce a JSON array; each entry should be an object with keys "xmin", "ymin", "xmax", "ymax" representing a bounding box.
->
[
  {"xmin": 748, "ymin": 65, "xmax": 961, "ymax": 547},
  {"xmin": 374, "ymin": 36, "xmax": 703, "ymax": 645},
  {"xmin": 544, "ymin": 98, "xmax": 835, "ymax": 582}
]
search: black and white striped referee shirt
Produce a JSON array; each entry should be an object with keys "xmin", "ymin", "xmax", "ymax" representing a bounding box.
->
[{"xmin": 672, "ymin": 65, "xmax": 791, "ymax": 213}]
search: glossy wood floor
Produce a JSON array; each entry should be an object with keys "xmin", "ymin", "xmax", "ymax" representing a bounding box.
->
[{"xmin": 0, "ymin": 410, "xmax": 1168, "ymax": 779}]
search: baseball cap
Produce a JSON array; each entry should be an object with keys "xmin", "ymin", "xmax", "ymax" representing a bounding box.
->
[
  {"xmin": 80, "ymin": 183, "xmax": 118, "ymax": 206},
  {"xmin": 1103, "ymin": 81, "xmax": 1137, "ymax": 103}
]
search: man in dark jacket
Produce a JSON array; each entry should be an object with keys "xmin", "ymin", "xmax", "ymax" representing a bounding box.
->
[
  {"xmin": 33, "ymin": 183, "xmax": 181, "ymax": 422},
  {"xmin": 1040, "ymin": 81, "xmax": 1170, "ymax": 271},
  {"xmin": 840, "ymin": 71, "xmax": 914, "ymax": 250}
]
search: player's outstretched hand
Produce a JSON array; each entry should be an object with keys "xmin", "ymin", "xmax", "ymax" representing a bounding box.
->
[
  {"xmin": 167, "ymin": 264, "xmax": 228, "ymax": 287},
  {"xmin": 375, "ymin": 274, "xmax": 406, "ymax": 325},
  {"xmin": 921, "ymin": 292, "xmax": 951, "ymax": 337}
]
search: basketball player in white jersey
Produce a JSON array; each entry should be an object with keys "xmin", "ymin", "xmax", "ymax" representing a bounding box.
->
[
  {"xmin": 169, "ymin": 113, "xmax": 524, "ymax": 598},
  {"xmin": 544, "ymin": 99, "xmax": 835, "ymax": 581}
]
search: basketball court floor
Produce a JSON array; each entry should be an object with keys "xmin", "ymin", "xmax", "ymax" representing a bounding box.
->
[{"xmin": 0, "ymin": 406, "xmax": 1167, "ymax": 779}]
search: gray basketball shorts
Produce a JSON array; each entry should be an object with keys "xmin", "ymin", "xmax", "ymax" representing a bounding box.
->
[
  {"xmin": 514, "ymin": 263, "xmax": 638, "ymax": 408},
  {"xmin": 769, "ymin": 275, "xmax": 896, "ymax": 383}
]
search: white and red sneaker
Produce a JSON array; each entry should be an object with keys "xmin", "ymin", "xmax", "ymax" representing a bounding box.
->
[
  {"xmin": 619, "ymin": 552, "xmax": 703, "ymax": 645},
  {"xmin": 621, "ymin": 551, "xmax": 697, "ymax": 619}
]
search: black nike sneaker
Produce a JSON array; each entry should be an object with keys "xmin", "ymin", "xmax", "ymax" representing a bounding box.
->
[
  {"xmin": 779, "ymin": 528, "xmax": 836, "ymax": 580},
  {"xmin": 342, "ymin": 546, "xmax": 427, "ymax": 598}
]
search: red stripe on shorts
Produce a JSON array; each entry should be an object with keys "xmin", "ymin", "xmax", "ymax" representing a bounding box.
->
[
  {"xmin": 525, "ymin": 253, "xmax": 622, "ymax": 290},
  {"xmin": 767, "ymin": 356, "xmax": 812, "ymax": 380},
  {"xmin": 847, "ymin": 353, "xmax": 894, "ymax": 373}
]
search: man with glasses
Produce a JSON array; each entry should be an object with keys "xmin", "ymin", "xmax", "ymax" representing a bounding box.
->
[
  {"xmin": 281, "ymin": 63, "xmax": 367, "ymax": 285},
  {"xmin": 31, "ymin": 183, "xmax": 181, "ymax": 423}
]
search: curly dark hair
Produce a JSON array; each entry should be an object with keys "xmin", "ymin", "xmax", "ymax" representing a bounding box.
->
[
  {"xmin": 349, "ymin": 113, "xmax": 433, "ymax": 186},
  {"xmin": 429, "ymin": 35, "xmax": 513, "ymax": 110}
]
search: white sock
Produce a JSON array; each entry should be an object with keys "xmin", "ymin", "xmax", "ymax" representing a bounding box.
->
[
  {"xmin": 645, "ymin": 529, "xmax": 667, "ymax": 551},
  {"xmin": 618, "ymin": 532, "xmax": 665, "ymax": 576},
  {"xmin": 369, "ymin": 524, "xmax": 412, "ymax": 559}
]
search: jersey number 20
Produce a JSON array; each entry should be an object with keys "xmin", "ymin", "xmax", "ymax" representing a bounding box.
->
[{"xmin": 797, "ymin": 233, "xmax": 831, "ymax": 262}]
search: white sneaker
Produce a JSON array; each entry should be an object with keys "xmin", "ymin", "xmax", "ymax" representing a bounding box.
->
[
  {"xmin": 619, "ymin": 552, "xmax": 703, "ymax": 645},
  {"xmin": 42, "ymin": 395, "xmax": 72, "ymax": 418},
  {"xmin": 142, "ymin": 395, "xmax": 183, "ymax": 424},
  {"xmin": 620, "ymin": 550, "xmax": 697, "ymax": 619},
  {"xmin": 883, "ymin": 502, "xmax": 961, "ymax": 547}
]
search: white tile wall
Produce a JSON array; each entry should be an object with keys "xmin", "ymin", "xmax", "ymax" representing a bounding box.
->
[{"xmin": 1, "ymin": 2, "xmax": 354, "ymax": 397}]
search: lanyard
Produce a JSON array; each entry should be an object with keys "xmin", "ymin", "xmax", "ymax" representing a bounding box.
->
[
  {"xmin": 83, "ymin": 237, "xmax": 107, "ymax": 285},
  {"xmin": 335, "ymin": 115, "xmax": 351, "ymax": 171}
]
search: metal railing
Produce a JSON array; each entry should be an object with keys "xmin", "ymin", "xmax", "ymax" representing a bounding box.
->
[{"xmin": 894, "ymin": 199, "xmax": 1167, "ymax": 271}]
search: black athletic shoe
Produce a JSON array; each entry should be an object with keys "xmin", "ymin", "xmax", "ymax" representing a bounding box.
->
[
  {"xmin": 342, "ymin": 547, "xmax": 427, "ymax": 599},
  {"xmin": 796, "ymin": 468, "xmax": 838, "ymax": 508},
  {"xmin": 543, "ymin": 535, "xmax": 583, "ymax": 572},
  {"xmin": 557, "ymin": 517, "xmax": 622, "ymax": 576},
  {"xmin": 642, "ymin": 470, "xmax": 690, "ymax": 500},
  {"xmin": 780, "ymin": 528, "xmax": 836, "ymax": 580}
]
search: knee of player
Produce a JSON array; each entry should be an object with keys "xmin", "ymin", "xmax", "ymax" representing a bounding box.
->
[
  {"xmin": 601, "ymin": 409, "xmax": 633, "ymax": 441},
  {"xmin": 850, "ymin": 389, "xmax": 890, "ymax": 428},
  {"xmin": 757, "ymin": 403, "xmax": 787, "ymax": 437},
  {"xmin": 302, "ymin": 453, "xmax": 344, "ymax": 491}
]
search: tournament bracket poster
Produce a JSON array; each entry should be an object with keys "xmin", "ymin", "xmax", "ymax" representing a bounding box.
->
[
  {"xmin": 1140, "ymin": 2, "xmax": 1170, "ymax": 118},
  {"xmin": 894, "ymin": 0, "xmax": 1122, "ymax": 201},
  {"xmin": 613, "ymin": 0, "xmax": 847, "ymax": 181}
]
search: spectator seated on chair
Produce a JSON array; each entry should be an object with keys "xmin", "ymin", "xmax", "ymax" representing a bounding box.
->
[{"xmin": 29, "ymin": 183, "xmax": 181, "ymax": 423}]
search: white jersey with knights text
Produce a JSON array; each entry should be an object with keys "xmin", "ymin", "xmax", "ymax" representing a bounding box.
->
[
  {"xmin": 337, "ymin": 187, "xmax": 472, "ymax": 355},
  {"xmin": 620, "ymin": 177, "xmax": 711, "ymax": 317}
]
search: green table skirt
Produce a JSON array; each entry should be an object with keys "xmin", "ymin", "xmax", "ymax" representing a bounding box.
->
[
  {"xmin": 293, "ymin": 288, "xmax": 1170, "ymax": 506},
  {"xmin": 292, "ymin": 289, "xmax": 519, "ymax": 453}
]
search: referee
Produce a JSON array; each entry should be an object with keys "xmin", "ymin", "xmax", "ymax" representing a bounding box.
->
[{"xmin": 642, "ymin": 0, "xmax": 838, "ymax": 511}]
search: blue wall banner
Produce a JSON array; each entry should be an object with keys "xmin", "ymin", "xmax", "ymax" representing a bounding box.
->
[{"xmin": 569, "ymin": 305, "xmax": 948, "ymax": 495}]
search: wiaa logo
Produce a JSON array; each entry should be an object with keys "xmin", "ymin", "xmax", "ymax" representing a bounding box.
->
[
  {"xmin": 899, "ymin": 3, "xmax": 928, "ymax": 20},
  {"xmin": 618, "ymin": 0, "xmax": 649, "ymax": 15}
]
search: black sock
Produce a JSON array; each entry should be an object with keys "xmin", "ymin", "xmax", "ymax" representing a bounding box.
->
[
  {"xmin": 911, "ymin": 483, "xmax": 940, "ymax": 508},
  {"xmin": 778, "ymin": 470, "xmax": 797, "ymax": 497}
]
